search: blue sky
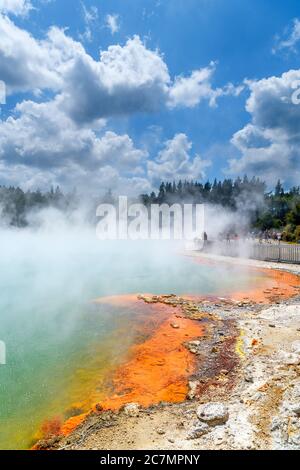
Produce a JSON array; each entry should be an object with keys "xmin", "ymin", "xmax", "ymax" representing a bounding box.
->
[{"xmin": 1, "ymin": 0, "xmax": 300, "ymax": 193}]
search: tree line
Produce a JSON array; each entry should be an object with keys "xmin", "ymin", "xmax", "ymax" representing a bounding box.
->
[
  {"xmin": 140, "ymin": 177, "xmax": 300, "ymax": 242},
  {"xmin": 0, "ymin": 186, "xmax": 78, "ymax": 227},
  {"xmin": 1, "ymin": 177, "xmax": 300, "ymax": 242}
]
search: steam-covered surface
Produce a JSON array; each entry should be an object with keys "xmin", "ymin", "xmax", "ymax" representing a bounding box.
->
[{"xmin": 0, "ymin": 229, "xmax": 267, "ymax": 449}]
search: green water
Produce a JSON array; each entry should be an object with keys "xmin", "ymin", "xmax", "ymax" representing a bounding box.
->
[{"xmin": 0, "ymin": 232, "xmax": 264, "ymax": 449}]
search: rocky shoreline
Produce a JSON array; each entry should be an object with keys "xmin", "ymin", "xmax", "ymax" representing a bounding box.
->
[{"xmin": 36, "ymin": 254, "xmax": 300, "ymax": 450}]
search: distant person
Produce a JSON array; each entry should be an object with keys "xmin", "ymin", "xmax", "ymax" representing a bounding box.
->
[{"xmin": 203, "ymin": 232, "xmax": 208, "ymax": 248}]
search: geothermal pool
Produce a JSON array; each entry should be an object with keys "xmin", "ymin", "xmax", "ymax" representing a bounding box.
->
[{"xmin": 0, "ymin": 231, "xmax": 268, "ymax": 449}]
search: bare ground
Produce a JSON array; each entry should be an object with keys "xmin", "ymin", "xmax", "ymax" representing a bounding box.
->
[{"xmin": 39, "ymin": 255, "xmax": 300, "ymax": 451}]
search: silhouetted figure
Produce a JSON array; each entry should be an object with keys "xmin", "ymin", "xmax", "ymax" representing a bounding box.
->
[{"xmin": 277, "ymin": 233, "xmax": 282, "ymax": 245}]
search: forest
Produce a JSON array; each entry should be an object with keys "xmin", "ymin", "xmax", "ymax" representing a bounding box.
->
[
  {"xmin": 1, "ymin": 177, "xmax": 300, "ymax": 241},
  {"xmin": 140, "ymin": 178, "xmax": 300, "ymax": 242}
]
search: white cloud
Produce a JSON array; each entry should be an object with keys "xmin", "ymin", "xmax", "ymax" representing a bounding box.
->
[
  {"xmin": 0, "ymin": 16, "xmax": 242, "ymax": 192},
  {"xmin": 273, "ymin": 18, "xmax": 300, "ymax": 54},
  {"xmin": 0, "ymin": 16, "xmax": 83, "ymax": 94},
  {"xmin": 0, "ymin": 98, "xmax": 150, "ymax": 192},
  {"xmin": 106, "ymin": 14, "xmax": 119, "ymax": 35},
  {"xmin": 168, "ymin": 62, "xmax": 243, "ymax": 108},
  {"xmin": 227, "ymin": 69, "xmax": 300, "ymax": 185},
  {"xmin": 0, "ymin": 161, "xmax": 152, "ymax": 194},
  {"xmin": 147, "ymin": 133, "xmax": 211, "ymax": 185},
  {"xmin": 0, "ymin": 0, "xmax": 32, "ymax": 16},
  {"xmin": 61, "ymin": 38, "xmax": 241, "ymax": 122},
  {"xmin": 0, "ymin": 98, "xmax": 209, "ymax": 192},
  {"xmin": 169, "ymin": 64, "xmax": 217, "ymax": 108},
  {"xmin": 0, "ymin": 16, "xmax": 239, "ymax": 120},
  {"xmin": 82, "ymin": 3, "xmax": 97, "ymax": 24},
  {"xmin": 61, "ymin": 35, "xmax": 171, "ymax": 123},
  {"xmin": 80, "ymin": 3, "xmax": 98, "ymax": 42},
  {"xmin": 0, "ymin": 20, "xmax": 170, "ymax": 119}
]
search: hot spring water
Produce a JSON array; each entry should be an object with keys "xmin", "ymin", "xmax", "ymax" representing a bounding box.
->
[{"xmin": 0, "ymin": 231, "xmax": 266, "ymax": 449}]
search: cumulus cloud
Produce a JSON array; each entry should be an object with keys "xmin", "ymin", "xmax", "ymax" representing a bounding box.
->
[
  {"xmin": 61, "ymin": 38, "xmax": 241, "ymax": 122},
  {"xmin": 168, "ymin": 62, "xmax": 243, "ymax": 108},
  {"xmin": 227, "ymin": 70, "xmax": 300, "ymax": 185},
  {"xmin": 106, "ymin": 14, "xmax": 119, "ymax": 35},
  {"xmin": 0, "ymin": 16, "xmax": 83, "ymax": 94},
  {"xmin": 0, "ymin": 17, "xmax": 171, "ymax": 114},
  {"xmin": 147, "ymin": 133, "xmax": 211, "ymax": 185},
  {"xmin": 0, "ymin": 98, "xmax": 150, "ymax": 192},
  {"xmin": 273, "ymin": 18, "xmax": 300, "ymax": 54},
  {"xmin": 61, "ymin": 35, "xmax": 171, "ymax": 123},
  {"xmin": 0, "ymin": 15, "xmax": 239, "ymax": 120},
  {"xmin": 0, "ymin": 16, "xmax": 240, "ymax": 192},
  {"xmin": 0, "ymin": 160, "xmax": 152, "ymax": 194},
  {"xmin": 0, "ymin": 97, "xmax": 208, "ymax": 193},
  {"xmin": 0, "ymin": 0, "xmax": 32, "ymax": 16}
]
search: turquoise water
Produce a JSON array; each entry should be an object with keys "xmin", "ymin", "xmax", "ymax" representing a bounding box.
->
[{"xmin": 0, "ymin": 231, "xmax": 262, "ymax": 449}]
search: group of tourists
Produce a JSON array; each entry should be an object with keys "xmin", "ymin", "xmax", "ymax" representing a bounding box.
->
[{"xmin": 198, "ymin": 230, "xmax": 283, "ymax": 245}]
